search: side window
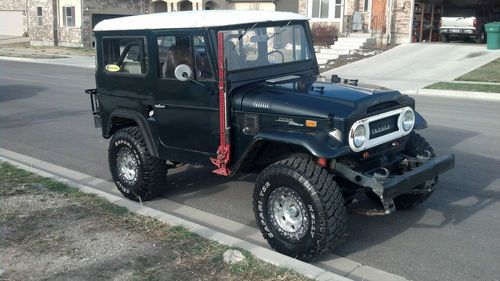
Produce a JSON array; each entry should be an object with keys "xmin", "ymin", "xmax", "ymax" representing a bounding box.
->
[
  {"xmin": 157, "ymin": 35, "xmax": 213, "ymax": 79},
  {"xmin": 193, "ymin": 35, "xmax": 213, "ymax": 79},
  {"xmin": 102, "ymin": 37, "xmax": 148, "ymax": 75}
]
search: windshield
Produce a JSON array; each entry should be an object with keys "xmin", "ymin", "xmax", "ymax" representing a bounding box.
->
[{"xmin": 221, "ymin": 23, "xmax": 313, "ymax": 71}]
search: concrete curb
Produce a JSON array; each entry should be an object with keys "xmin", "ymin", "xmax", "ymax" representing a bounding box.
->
[
  {"xmin": 0, "ymin": 55, "xmax": 94, "ymax": 69},
  {"xmin": 0, "ymin": 152, "xmax": 352, "ymax": 281},
  {"xmin": 403, "ymin": 88, "xmax": 500, "ymax": 101}
]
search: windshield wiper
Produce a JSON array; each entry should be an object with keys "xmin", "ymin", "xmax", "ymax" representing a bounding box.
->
[
  {"xmin": 266, "ymin": 21, "xmax": 292, "ymax": 41},
  {"xmin": 236, "ymin": 22, "xmax": 259, "ymax": 47}
]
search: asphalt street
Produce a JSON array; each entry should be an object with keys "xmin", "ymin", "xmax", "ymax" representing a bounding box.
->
[{"xmin": 1, "ymin": 60, "xmax": 499, "ymax": 281}]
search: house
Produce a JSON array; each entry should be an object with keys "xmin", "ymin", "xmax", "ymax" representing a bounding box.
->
[
  {"xmin": 0, "ymin": 0, "xmax": 276, "ymax": 48},
  {"xmin": 0, "ymin": 0, "xmax": 485, "ymax": 47}
]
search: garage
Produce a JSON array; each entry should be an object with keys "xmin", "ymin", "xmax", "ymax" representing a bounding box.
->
[
  {"xmin": 0, "ymin": 10, "xmax": 24, "ymax": 36},
  {"xmin": 412, "ymin": 0, "xmax": 500, "ymax": 42}
]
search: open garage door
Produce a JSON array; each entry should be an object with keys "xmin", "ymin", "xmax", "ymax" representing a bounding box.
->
[{"xmin": 0, "ymin": 10, "xmax": 24, "ymax": 36}]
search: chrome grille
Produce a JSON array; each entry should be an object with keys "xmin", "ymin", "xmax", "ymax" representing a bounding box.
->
[{"xmin": 369, "ymin": 115, "xmax": 398, "ymax": 139}]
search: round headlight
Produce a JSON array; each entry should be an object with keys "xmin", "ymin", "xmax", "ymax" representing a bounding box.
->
[
  {"xmin": 353, "ymin": 124, "xmax": 367, "ymax": 148},
  {"xmin": 402, "ymin": 110, "xmax": 415, "ymax": 131}
]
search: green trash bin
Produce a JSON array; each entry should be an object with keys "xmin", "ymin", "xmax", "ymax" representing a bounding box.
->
[{"xmin": 485, "ymin": 22, "xmax": 500, "ymax": 50}]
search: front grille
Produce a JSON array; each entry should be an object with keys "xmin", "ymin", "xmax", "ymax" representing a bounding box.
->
[{"xmin": 369, "ymin": 115, "xmax": 398, "ymax": 139}]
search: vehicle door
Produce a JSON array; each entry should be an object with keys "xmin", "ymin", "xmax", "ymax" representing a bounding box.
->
[{"xmin": 153, "ymin": 31, "xmax": 219, "ymax": 158}]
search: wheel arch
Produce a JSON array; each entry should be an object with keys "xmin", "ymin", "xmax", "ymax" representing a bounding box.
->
[
  {"xmin": 414, "ymin": 111, "xmax": 427, "ymax": 130},
  {"xmin": 105, "ymin": 109, "xmax": 159, "ymax": 157},
  {"xmin": 232, "ymin": 131, "xmax": 350, "ymax": 174}
]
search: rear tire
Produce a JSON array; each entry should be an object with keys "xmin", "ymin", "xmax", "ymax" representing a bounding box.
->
[
  {"xmin": 253, "ymin": 154, "xmax": 347, "ymax": 261},
  {"xmin": 440, "ymin": 33, "xmax": 449, "ymax": 43},
  {"xmin": 109, "ymin": 127, "xmax": 167, "ymax": 201},
  {"xmin": 475, "ymin": 29, "xmax": 486, "ymax": 44}
]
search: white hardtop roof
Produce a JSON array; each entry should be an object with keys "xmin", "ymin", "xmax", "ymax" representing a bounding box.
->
[{"xmin": 94, "ymin": 10, "xmax": 307, "ymax": 32}]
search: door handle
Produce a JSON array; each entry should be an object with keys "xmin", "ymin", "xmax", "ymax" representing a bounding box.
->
[{"xmin": 154, "ymin": 104, "xmax": 166, "ymax": 109}]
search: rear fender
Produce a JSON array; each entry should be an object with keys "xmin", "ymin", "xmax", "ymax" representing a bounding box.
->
[{"xmin": 106, "ymin": 109, "xmax": 159, "ymax": 157}]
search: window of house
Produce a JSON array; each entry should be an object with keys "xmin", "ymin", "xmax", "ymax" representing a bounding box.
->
[
  {"xmin": 36, "ymin": 7, "xmax": 43, "ymax": 25},
  {"xmin": 364, "ymin": 0, "xmax": 369, "ymax": 12},
  {"xmin": 311, "ymin": 0, "xmax": 342, "ymax": 19},
  {"xmin": 157, "ymin": 35, "xmax": 213, "ymax": 79},
  {"xmin": 335, "ymin": 0, "xmax": 342, "ymax": 18},
  {"xmin": 62, "ymin": 6, "xmax": 75, "ymax": 27},
  {"xmin": 102, "ymin": 37, "xmax": 148, "ymax": 75}
]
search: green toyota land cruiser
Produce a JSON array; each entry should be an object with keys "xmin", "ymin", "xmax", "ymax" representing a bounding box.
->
[{"xmin": 86, "ymin": 10, "xmax": 455, "ymax": 261}]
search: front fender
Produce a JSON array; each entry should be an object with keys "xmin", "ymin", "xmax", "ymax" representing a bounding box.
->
[
  {"xmin": 415, "ymin": 111, "xmax": 428, "ymax": 130},
  {"xmin": 255, "ymin": 130, "xmax": 350, "ymax": 159},
  {"xmin": 230, "ymin": 130, "xmax": 350, "ymax": 175}
]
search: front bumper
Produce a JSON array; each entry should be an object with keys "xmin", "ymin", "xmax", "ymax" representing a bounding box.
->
[{"xmin": 336, "ymin": 154, "xmax": 455, "ymax": 211}]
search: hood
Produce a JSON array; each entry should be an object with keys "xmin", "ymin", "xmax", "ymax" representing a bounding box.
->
[{"xmin": 232, "ymin": 80, "xmax": 414, "ymax": 120}]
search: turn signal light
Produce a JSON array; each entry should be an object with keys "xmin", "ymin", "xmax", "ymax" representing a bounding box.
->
[{"xmin": 305, "ymin": 120, "xmax": 317, "ymax": 127}]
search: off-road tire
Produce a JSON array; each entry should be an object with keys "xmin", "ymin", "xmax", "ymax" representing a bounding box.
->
[
  {"xmin": 109, "ymin": 127, "xmax": 167, "ymax": 201},
  {"xmin": 367, "ymin": 133, "xmax": 437, "ymax": 210},
  {"xmin": 253, "ymin": 154, "xmax": 347, "ymax": 261}
]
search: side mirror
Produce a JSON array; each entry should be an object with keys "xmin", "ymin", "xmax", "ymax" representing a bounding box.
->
[{"xmin": 174, "ymin": 64, "xmax": 193, "ymax": 82}]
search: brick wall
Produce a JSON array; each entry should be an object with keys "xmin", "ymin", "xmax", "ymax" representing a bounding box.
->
[
  {"xmin": 1, "ymin": 0, "xmax": 29, "ymax": 35},
  {"xmin": 298, "ymin": 0, "xmax": 307, "ymax": 15},
  {"xmin": 28, "ymin": 0, "xmax": 57, "ymax": 46},
  {"xmin": 392, "ymin": 0, "xmax": 412, "ymax": 43},
  {"xmin": 81, "ymin": 0, "xmax": 148, "ymax": 48}
]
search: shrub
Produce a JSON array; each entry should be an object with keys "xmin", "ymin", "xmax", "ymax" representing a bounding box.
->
[{"xmin": 311, "ymin": 23, "xmax": 339, "ymax": 47}]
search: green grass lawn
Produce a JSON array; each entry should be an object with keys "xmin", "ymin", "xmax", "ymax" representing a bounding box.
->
[
  {"xmin": 424, "ymin": 82, "xmax": 500, "ymax": 93},
  {"xmin": 456, "ymin": 58, "xmax": 500, "ymax": 83}
]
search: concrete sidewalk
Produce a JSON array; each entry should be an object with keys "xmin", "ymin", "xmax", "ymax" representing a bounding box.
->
[{"xmin": 322, "ymin": 43, "xmax": 500, "ymax": 92}]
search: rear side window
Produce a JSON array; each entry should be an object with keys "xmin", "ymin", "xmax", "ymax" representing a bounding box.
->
[{"xmin": 102, "ymin": 37, "xmax": 148, "ymax": 75}]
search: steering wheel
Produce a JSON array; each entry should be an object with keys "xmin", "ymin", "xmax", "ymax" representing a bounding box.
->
[{"xmin": 267, "ymin": 50, "xmax": 285, "ymax": 64}]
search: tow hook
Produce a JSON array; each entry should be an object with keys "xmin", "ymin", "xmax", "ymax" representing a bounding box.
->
[
  {"xmin": 417, "ymin": 150, "xmax": 432, "ymax": 162},
  {"xmin": 348, "ymin": 198, "xmax": 396, "ymax": 216},
  {"xmin": 374, "ymin": 168, "xmax": 390, "ymax": 180}
]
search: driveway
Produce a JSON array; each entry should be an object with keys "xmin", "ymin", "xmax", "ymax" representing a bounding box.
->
[
  {"xmin": 0, "ymin": 36, "xmax": 29, "ymax": 45},
  {"xmin": 322, "ymin": 43, "xmax": 500, "ymax": 91}
]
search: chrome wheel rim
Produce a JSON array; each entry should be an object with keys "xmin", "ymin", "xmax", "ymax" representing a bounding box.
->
[
  {"xmin": 117, "ymin": 147, "xmax": 138, "ymax": 183},
  {"xmin": 268, "ymin": 186, "xmax": 309, "ymax": 241}
]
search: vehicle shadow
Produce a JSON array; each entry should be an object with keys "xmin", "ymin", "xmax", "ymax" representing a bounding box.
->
[
  {"xmin": 0, "ymin": 84, "xmax": 45, "ymax": 102},
  {"xmin": 329, "ymin": 125, "xmax": 500, "ymax": 257}
]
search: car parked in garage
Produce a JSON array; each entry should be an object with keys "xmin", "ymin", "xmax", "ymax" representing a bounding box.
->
[{"xmin": 440, "ymin": 2, "xmax": 500, "ymax": 43}]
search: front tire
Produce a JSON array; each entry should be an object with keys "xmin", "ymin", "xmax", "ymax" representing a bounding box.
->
[
  {"xmin": 440, "ymin": 33, "xmax": 449, "ymax": 43},
  {"xmin": 253, "ymin": 154, "xmax": 347, "ymax": 261},
  {"xmin": 109, "ymin": 127, "xmax": 167, "ymax": 201}
]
